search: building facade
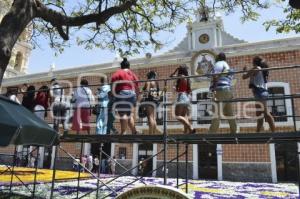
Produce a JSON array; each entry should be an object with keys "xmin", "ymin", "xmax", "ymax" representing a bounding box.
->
[{"xmin": 1, "ymin": 11, "xmax": 300, "ymax": 183}]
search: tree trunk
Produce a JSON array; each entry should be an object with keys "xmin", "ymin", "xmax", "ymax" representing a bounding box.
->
[
  {"xmin": 0, "ymin": 0, "xmax": 136, "ymax": 86},
  {"xmin": 0, "ymin": 0, "xmax": 36, "ymax": 86}
]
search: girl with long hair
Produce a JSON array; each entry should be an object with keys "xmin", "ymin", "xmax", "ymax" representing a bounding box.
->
[
  {"xmin": 22, "ymin": 85, "xmax": 36, "ymax": 112},
  {"xmin": 142, "ymin": 71, "xmax": 160, "ymax": 134},
  {"xmin": 243, "ymin": 56, "xmax": 275, "ymax": 132},
  {"xmin": 170, "ymin": 65, "xmax": 196, "ymax": 134},
  {"xmin": 34, "ymin": 85, "xmax": 50, "ymax": 119}
]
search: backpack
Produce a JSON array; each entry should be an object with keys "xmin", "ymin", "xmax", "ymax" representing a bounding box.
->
[
  {"xmin": 138, "ymin": 101, "xmax": 147, "ymax": 118},
  {"xmin": 260, "ymin": 62, "xmax": 269, "ymax": 83}
]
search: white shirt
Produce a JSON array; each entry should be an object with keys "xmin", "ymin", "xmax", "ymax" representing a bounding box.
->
[
  {"xmin": 211, "ymin": 60, "xmax": 232, "ymax": 88},
  {"xmin": 94, "ymin": 158, "xmax": 100, "ymax": 166},
  {"xmin": 74, "ymin": 158, "xmax": 80, "ymax": 166},
  {"xmin": 72, "ymin": 86, "xmax": 95, "ymax": 108},
  {"xmin": 87, "ymin": 155, "xmax": 93, "ymax": 164},
  {"xmin": 212, "ymin": 60, "xmax": 230, "ymax": 74},
  {"xmin": 250, "ymin": 66, "xmax": 267, "ymax": 89},
  {"xmin": 9, "ymin": 95, "xmax": 20, "ymax": 104},
  {"xmin": 50, "ymin": 83, "xmax": 64, "ymax": 103}
]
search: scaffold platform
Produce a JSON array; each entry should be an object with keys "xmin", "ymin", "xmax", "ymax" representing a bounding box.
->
[{"xmin": 60, "ymin": 132, "xmax": 300, "ymax": 144}]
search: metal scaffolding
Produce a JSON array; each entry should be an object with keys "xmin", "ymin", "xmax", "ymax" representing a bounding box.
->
[{"xmin": 1, "ymin": 65, "xmax": 300, "ymax": 198}]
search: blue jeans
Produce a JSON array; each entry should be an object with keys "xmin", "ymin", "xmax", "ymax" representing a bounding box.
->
[
  {"xmin": 252, "ymin": 87, "xmax": 269, "ymax": 100},
  {"xmin": 96, "ymin": 107, "xmax": 108, "ymax": 134},
  {"xmin": 115, "ymin": 90, "xmax": 137, "ymax": 115},
  {"xmin": 177, "ymin": 92, "xmax": 190, "ymax": 107},
  {"xmin": 107, "ymin": 111, "xmax": 116, "ymax": 134}
]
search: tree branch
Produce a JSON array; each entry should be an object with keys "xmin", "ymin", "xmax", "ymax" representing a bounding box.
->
[{"xmin": 35, "ymin": 0, "xmax": 137, "ymax": 40}]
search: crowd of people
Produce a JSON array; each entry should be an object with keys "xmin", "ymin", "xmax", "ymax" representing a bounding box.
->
[
  {"xmin": 73, "ymin": 154, "xmax": 116, "ymax": 175},
  {"xmin": 4, "ymin": 52, "xmax": 276, "ymax": 175},
  {"xmin": 4, "ymin": 53, "xmax": 276, "ymax": 136}
]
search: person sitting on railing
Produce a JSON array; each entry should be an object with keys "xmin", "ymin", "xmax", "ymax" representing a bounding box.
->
[
  {"xmin": 71, "ymin": 79, "xmax": 95, "ymax": 135},
  {"xmin": 34, "ymin": 85, "xmax": 50, "ymax": 120},
  {"xmin": 170, "ymin": 65, "xmax": 196, "ymax": 134},
  {"xmin": 95, "ymin": 76, "xmax": 110, "ymax": 135},
  {"xmin": 208, "ymin": 52, "xmax": 237, "ymax": 134},
  {"xmin": 141, "ymin": 71, "xmax": 160, "ymax": 134},
  {"xmin": 111, "ymin": 58, "xmax": 139, "ymax": 135},
  {"xmin": 22, "ymin": 85, "xmax": 36, "ymax": 112},
  {"xmin": 243, "ymin": 56, "xmax": 275, "ymax": 132}
]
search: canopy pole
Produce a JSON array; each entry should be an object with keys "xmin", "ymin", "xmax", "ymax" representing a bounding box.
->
[
  {"xmin": 163, "ymin": 80, "xmax": 168, "ymax": 185},
  {"xmin": 9, "ymin": 146, "xmax": 17, "ymax": 196},
  {"xmin": 176, "ymin": 143, "xmax": 179, "ymax": 188},
  {"xmin": 32, "ymin": 146, "xmax": 39, "ymax": 198},
  {"xmin": 185, "ymin": 144, "xmax": 189, "ymax": 194},
  {"xmin": 76, "ymin": 142, "xmax": 84, "ymax": 199},
  {"xmin": 96, "ymin": 143, "xmax": 103, "ymax": 198},
  {"xmin": 50, "ymin": 145, "xmax": 58, "ymax": 199}
]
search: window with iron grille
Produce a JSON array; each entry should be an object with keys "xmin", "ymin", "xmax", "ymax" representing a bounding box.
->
[
  {"xmin": 267, "ymin": 87, "xmax": 287, "ymax": 122},
  {"xmin": 156, "ymin": 92, "xmax": 171, "ymax": 125},
  {"xmin": 197, "ymin": 92, "xmax": 213, "ymax": 124},
  {"xmin": 118, "ymin": 147, "xmax": 126, "ymax": 159}
]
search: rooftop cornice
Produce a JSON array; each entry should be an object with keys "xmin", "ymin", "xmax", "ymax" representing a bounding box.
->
[
  {"xmin": 2, "ymin": 51, "xmax": 191, "ymax": 86},
  {"xmin": 3, "ymin": 36, "xmax": 300, "ymax": 87}
]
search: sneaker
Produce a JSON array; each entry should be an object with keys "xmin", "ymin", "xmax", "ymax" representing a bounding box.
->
[
  {"xmin": 132, "ymin": 130, "xmax": 141, "ymax": 135},
  {"xmin": 189, "ymin": 129, "xmax": 196, "ymax": 134},
  {"xmin": 111, "ymin": 129, "xmax": 119, "ymax": 135},
  {"xmin": 63, "ymin": 130, "xmax": 68, "ymax": 136}
]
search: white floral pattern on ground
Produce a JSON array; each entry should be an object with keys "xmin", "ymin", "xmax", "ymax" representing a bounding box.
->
[{"xmin": 0, "ymin": 175, "xmax": 298, "ymax": 198}]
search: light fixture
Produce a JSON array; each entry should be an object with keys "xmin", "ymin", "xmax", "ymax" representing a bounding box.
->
[{"xmin": 50, "ymin": 63, "xmax": 55, "ymax": 71}]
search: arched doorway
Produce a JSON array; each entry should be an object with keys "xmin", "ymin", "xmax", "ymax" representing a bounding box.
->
[
  {"xmin": 138, "ymin": 143, "xmax": 153, "ymax": 176},
  {"xmin": 91, "ymin": 143, "xmax": 111, "ymax": 174},
  {"xmin": 198, "ymin": 144, "xmax": 217, "ymax": 180}
]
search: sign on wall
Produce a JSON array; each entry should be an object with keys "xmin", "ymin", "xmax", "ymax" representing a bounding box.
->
[{"xmin": 192, "ymin": 51, "xmax": 215, "ymax": 81}]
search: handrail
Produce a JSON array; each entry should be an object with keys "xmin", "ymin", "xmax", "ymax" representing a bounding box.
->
[{"xmin": 4, "ymin": 64, "xmax": 300, "ymax": 95}]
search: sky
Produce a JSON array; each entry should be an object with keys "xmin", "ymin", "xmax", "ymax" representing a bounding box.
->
[{"xmin": 28, "ymin": 4, "xmax": 298, "ymax": 74}]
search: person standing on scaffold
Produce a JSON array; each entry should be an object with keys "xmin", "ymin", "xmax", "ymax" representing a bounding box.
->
[
  {"xmin": 95, "ymin": 76, "xmax": 110, "ymax": 135},
  {"xmin": 141, "ymin": 71, "xmax": 160, "ymax": 134},
  {"xmin": 170, "ymin": 65, "xmax": 196, "ymax": 134},
  {"xmin": 208, "ymin": 52, "xmax": 237, "ymax": 134},
  {"xmin": 111, "ymin": 58, "xmax": 139, "ymax": 135},
  {"xmin": 243, "ymin": 56, "xmax": 275, "ymax": 132}
]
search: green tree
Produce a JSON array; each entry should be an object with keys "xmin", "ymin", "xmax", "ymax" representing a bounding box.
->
[
  {"xmin": 264, "ymin": 6, "xmax": 300, "ymax": 34},
  {"xmin": 0, "ymin": 0, "xmax": 279, "ymax": 85}
]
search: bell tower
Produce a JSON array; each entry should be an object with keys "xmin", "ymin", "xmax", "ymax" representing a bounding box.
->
[{"xmin": 187, "ymin": 6, "xmax": 224, "ymax": 52}]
